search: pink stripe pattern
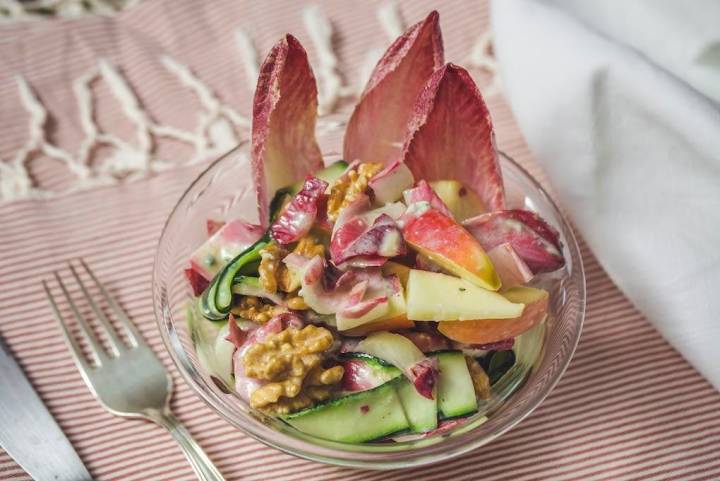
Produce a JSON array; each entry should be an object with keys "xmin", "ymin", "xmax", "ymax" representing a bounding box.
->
[{"xmin": 1, "ymin": 1, "xmax": 719, "ymax": 480}]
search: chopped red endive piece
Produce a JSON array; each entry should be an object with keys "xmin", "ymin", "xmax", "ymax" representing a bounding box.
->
[
  {"xmin": 330, "ymin": 213, "xmax": 405, "ymax": 267},
  {"xmin": 184, "ymin": 267, "xmax": 209, "ymax": 296},
  {"xmin": 340, "ymin": 358, "xmax": 378, "ymax": 392},
  {"xmin": 270, "ymin": 176, "xmax": 329, "ymax": 244},
  {"xmin": 486, "ymin": 242, "xmax": 533, "ymax": 288},
  {"xmin": 403, "ymin": 180, "xmax": 454, "ymax": 219},
  {"xmin": 463, "ymin": 209, "xmax": 564, "ymax": 274},
  {"xmin": 409, "ymin": 357, "xmax": 438, "ymax": 399},
  {"xmin": 225, "ymin": 314, "xmax": 247, "ymax": 349}
]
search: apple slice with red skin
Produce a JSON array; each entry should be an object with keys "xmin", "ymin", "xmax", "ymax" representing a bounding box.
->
[
  {"xmin": 344, "ymin": 11, "xmax": 443, "ymax": 165},
  {"xmin": 402, "ymin": 208, "xmax": 500, "ymax": 291},
  {"xmin": 251, "ymin": 34, "xmax": 323, "ymax": 226},
  {"xmin": 401, "ymin": 63, "xmax": 505, "ymax": 212},
  {"xmin": 438, "ymin": 287, "xmax": 548, "ymax": 344},
  {"xmin": 463, "ymin": 209, "xmax": 565, "ymax": 274}
]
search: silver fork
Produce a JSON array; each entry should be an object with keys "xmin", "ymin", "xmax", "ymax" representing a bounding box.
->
[{"xmin": 43, "ymin": 260, "xmax": 225, "ymax": 481}]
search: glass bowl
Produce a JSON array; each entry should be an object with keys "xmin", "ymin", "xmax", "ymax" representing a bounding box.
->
[{"xmin": 152, "ymin": 123, "xmax": 585, "ymax": 469}]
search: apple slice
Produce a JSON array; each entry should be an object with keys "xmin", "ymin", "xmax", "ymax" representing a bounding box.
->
[
  {"xmin": 438, "ymin": 287, "xmax": 549, "ymax": 344},
  {"xmin": 381, "ymin": 260, "xmax": 411, "ymax": 286},
  {"xmin": 463, "ymin": 209, "xmax": 565, "ymax": 274},
  {"xmin": 344, "ymin": 11, "xmax": 443, "ymax": 165},
  {"xmin": 338, "ymin": 275, "xmax": 409, "ymax": 332},
  {"xmin": 369, "ymin": 160, "xmax": 415, "ymax": 204},
  {"xmin": 406, "ymin": 269, "xmax": 523, "ymax": 321},
  {"xmin": 336, "ymin": 295, "xmax": 390, "ymax": 331},
  {"xmin": 343, "ymin": 315, "xmax": 415, "ymax": 337},
  {"xmin": 251, "ymin": 34, "xmax": 323, "ymax": 225},
  {"xmin": 429, "ymin": 180, "xmax": 486, "ymax": 221},
  {"xmin": 486, "ymin": 243, "xmax": 533, "ymax": 289},
  {"xmin": 403, "ymin": 208, "xmax": 500, "ymax": 290},
  {"xmin": 403, "ymin": 180, "xmax": 454, "ymax": 219},
  {"xmin": 357, "ymin": 332, "xmax": 438, "ymax": 399},
  {"xmin": 401, "ymin": 64, "xmax": 505, "ymax": 212}
]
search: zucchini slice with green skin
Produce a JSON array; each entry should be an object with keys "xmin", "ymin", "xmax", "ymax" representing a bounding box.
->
[
  {"xmin": 231, "ymin": 276, "xmax": 263, "ymax": 296},
  {"xmin": 434, "ymin": 350, "xmax": 478, "ymax": 419},
  {"xmin": 199, "ymin": 278, "xmax": 225, "ymax": 321},
  {"xmin": 283, "ymin": 380, "xmax": 409, "ymax": 443},
  {"xmin": 231, "ymin": 275, "xmax": 284, "ymax": 304},
  {"xmin": 396, "ymin": 379, "xmax": 438, "ymax": 433},
  {"xmin": 337, "ymin": 353, "xmax": 438, "ymax": 433},
  {"xmin": 199, "ymin": 235, "xmax": 269, "ymax": 321},
  {"xmin": 337, "ymin": 353, "xmax": 403, "ymax": 393},
  {"xmin": 338, "ymin": 352, "xmax": 397, "ymax": 368},
  {"xmin": 269, "ymin": 160, "xmax": 349, "ymax": 222}
]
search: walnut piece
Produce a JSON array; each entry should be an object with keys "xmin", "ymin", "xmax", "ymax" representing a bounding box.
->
[
  {"xmin": 243, "ymin": 325, "xmax": 344, "ymax": 415},
  {"xmin": 260, "ymin": 236, "xmax": 325, "ymax": 294},
  {"xmin": 466, "ymin": 356, "xmax": 491, "ymax": 400},
  {"xmin": 231, "ymin": 296, "xmax": 286, "ymax": 323},
  {"xmin": 258, "ymin": 243, "xmax": 288, "ymax": 294},
  {"xmin": 293, "ymin": 234, "xmax": 325, "ymax": 259},
  {"xmin": 286, "ymin": 295, "xmax": 309, "ymax": 310},
  {"xmin": 327, "ymin": 162, "xmax": 383, "ymax": 221}
]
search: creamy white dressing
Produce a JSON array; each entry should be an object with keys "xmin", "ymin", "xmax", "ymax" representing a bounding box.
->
[
  {"xmin": 402, "ymin": 201, "xmax": 431, "ymax": 220},
  {"xmin": 378, "ymin": 229, "xmax": 401, "ymax": 256}
]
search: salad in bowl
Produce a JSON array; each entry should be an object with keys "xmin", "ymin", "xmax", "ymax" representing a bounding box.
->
[{"xmin": 158, "ymin": 11, "xmax": 584, "ymax": 464}]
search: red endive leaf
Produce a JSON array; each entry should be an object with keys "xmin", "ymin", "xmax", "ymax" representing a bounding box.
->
[
  {"xmin": 252, "ymin": 34, "xmax": 323, "ymax": 225},
  {"xmin": 343, "ymin": 11, "xmax": 443, "ymax": 165},
  {"xmin": 463, "ymin": 209, "xmax": 565, "ymax": 274},
  {"xmin": 401, "ymin": 64, "xmax": 505, "ymax": 211}
]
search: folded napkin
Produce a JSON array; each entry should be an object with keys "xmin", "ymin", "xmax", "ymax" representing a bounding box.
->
[{"xmin": 492, "ymin": 0, "xmax": 720, "ymax": 390}]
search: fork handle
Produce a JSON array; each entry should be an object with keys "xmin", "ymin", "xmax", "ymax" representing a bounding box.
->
[{"xmin": 148, "ymin": 410, "xmax": 225, "ymax": 481}]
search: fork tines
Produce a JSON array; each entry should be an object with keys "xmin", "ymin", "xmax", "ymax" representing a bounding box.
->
[{"xmin": 43, "ymin": 260, "xmax": 142, "ymax": 367}]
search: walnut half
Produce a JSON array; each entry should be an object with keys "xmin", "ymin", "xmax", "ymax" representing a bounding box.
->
[{"xmin": 243, "ymin": 325, "xmax": 344, "ymax": 415}]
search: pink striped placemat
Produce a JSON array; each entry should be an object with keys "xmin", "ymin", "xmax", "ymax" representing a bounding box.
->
[{"xmin": 1, "ymin": 1, "xmax": 719, "ymax": 480}]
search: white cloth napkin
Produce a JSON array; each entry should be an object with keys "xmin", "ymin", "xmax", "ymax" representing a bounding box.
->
[{"xmin": 492, "ymin": 0, "xmax": 720, "ymax": 390}]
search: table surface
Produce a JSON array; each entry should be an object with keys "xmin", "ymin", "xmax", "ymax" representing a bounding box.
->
[{"xmin": 1, "ymin": 1, "xmax": 719, "ymax": 480}]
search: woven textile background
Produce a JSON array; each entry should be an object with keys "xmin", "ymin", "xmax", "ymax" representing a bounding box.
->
[{"xmin": 1, "ymin": 1, "xmax": 719, "ymax": 479}]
